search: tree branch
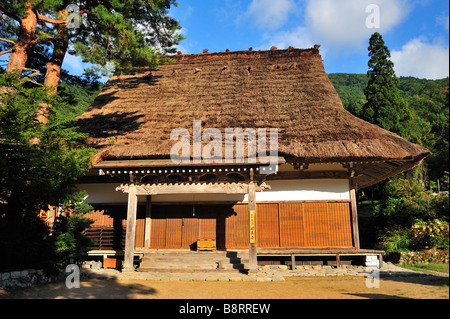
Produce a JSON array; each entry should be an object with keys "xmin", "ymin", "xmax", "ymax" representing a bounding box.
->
[
  {"xmin": 0, "ymin": 49, "xmax": 12, "ymax": 56},
  {"xmin": 36, "ymin": 11, "xmax": 66, "ymax": 24},
  {"xmin": 23, "ymin": 67, "xmax": 43, "ymax": 86},
  {"xmin": 36, "ymin": 8, "xmax": 88, "ymax": 26},
  {"xmin": 23, "ymin": 67, "xmax": 41, "ymax": 78},
  {"xmin": 0, "ymin": 37, "xmax": 16, "ymax": 45},
  {"xmin": 0, "ymin": 4, "xmax": 21, "ymax": 22}
]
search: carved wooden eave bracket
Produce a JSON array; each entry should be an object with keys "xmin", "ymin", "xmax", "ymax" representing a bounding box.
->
[{"xmin": 116, "ymin": 182, "xmax": 270, "ymax": 195}]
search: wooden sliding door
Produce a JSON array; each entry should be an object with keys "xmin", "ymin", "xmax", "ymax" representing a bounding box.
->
[{"xmin": 145, "ymin": 202, "xmax": 354, "ymax": 250}]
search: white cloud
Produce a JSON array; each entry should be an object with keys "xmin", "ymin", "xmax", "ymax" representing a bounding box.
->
[
  {"xmin": 391, "ymin": 37, "xmax": 449, "ymax": 79},
  {"xmin": 305, "ymin": 0, "xmax": 411, "ymax": 47},
  {"xmin": 253, "ymin": 0, "xmax": 413, "ymax": 54},
  {"xmin": 243, "ymin": 0, "xmax": 297, "ymax": 30},
  {"xmin": 257, "ymin": 26, "xmax": 315, "ymax": 51},
  {"xmin": 436, "ymin": 13, "xmax": 449, "ymax": 33}
]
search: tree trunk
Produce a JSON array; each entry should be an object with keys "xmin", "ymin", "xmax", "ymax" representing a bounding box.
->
[
  {"xmin": 44, "ymin": 13, "xmax": 69, "ymax": 93},
  {"xmin": 6, "ymin": 4, "xmax": 37, "ymax": 74},
  {"xmin": 36, "ymin": 11, "xmax": 69, "ymax": 124}
]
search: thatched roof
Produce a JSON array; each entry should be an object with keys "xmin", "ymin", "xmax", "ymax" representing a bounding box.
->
[{"xmin": 78, "ymin": 47, "xmax": 430, "ymax": 188}]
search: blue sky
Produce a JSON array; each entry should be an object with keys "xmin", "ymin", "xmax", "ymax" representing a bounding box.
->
[{"xmin": 64, "ymin": 0, "xmax": 449, "ymax": 80}]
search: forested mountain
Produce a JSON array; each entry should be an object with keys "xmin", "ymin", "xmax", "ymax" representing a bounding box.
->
[
  {"xmin": 329, "ymin": 74, "xmax": 448, "ymax": 127},
  {"xmin": 55, "ymin": 72, "xmax": 103, "ymax": 119},
  {"xmin": 329, "ymin": 73, "xmax": 449, "ymax": 186}
]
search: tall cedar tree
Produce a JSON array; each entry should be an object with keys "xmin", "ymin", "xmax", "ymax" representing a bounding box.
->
[
  {"xmin": 0, "ymin": 0, "xmax": 183, "ymax": 91},
  {"xmin": 362, "ymin": 32, "xmax": 412, "ymax": 138}
]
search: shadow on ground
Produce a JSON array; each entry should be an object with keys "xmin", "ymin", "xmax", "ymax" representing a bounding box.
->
[
  {"xmin": 381, "ymin": 273, "xmax": 449, "ymax": 288},
  {"xmin": 1, "ymin": 278, "xmax": 156, "ymax": 299}
]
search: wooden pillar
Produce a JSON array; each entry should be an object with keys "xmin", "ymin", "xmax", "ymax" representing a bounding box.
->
[
  {"xmin": 248, "ymin": 170, "xmax": 257, "ymax": 271},
  {"xmin": 123, "ymin": 185, "xmax": 138, "ymax": 271},
  {"xmin": 47, "ymin": 206, "xmax": 56, "ymax": 234},
  {"xmin": 144, "ymin": 195, "xmax": 152, "ymax": 249},
  {"xmin": 349, "ymin": 178, "xmax": 360, "ymax": 249}
]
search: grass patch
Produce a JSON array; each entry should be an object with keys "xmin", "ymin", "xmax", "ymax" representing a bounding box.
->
[{"xmin": 397, "ymin": 263, "xmax": 449, "ymax": 274}]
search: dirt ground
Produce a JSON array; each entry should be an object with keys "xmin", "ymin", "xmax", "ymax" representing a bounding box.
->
[{"xmin": 1, "ymin": 274, "xmax": 448, "ymax": 300}]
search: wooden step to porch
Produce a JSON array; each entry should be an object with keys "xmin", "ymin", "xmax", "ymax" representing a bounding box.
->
[{"xmin": 137, "ymin": 250, "xmax": 249, "ymax": 272}]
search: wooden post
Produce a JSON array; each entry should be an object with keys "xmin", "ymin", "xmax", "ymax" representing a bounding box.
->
[
  {"xmin": 248, "ymin": 169, "xmax": 257, "ymax": 272},
  {"xmin": 349, "ymin": 178, "xmax": 360, "ymax": 249},
  {"xmin": 47, "ymin": 206, "xmax": 56, "ymax": 234},
  {"xmin": 123, "ymin": 185, "xmax": 137, "ymax": 271},
  {"xmin": 144, "ymin": 195, "xmax": 152, "ymax": 249}
]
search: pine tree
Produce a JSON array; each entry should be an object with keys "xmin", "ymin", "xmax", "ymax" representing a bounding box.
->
[
  {"xmin": 0, "ymin": 1, "xmax": 183, "ymax": 90},
  {"xmin": 362, "ymin": 32, "xmax": 412, "ymax": 138},
  {"xmin": 1, "ymin": 1, "xmax": 182, "ymax": 126}
]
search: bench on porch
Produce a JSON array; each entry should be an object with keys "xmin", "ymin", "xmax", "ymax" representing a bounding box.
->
[{"xmin": 257, "ymin": 249, "xmax": 385, "ymax": 269}]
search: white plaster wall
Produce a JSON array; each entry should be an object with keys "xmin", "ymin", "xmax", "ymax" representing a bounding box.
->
[
  {"xmin": 77, "ymin": 183, "xmax": 130, "ymax": 204},
  {"xmin": 253, "ymin": 179, "xmax": 350, "ymax": 201},
  {"xmin": 77, "ymin": 179, "xmax": 350, "ymax": 204}
]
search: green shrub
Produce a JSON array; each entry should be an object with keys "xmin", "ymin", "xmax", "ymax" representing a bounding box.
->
[
  {"xmin": 372, "ymin": 176, "xmax": 449, "ymax": 235},
  {"xmin": 430, "ymin": 193, "xmax": 449, "ymax": 221},
  {"xmin": 378, "ymin": 228, "xmax": 411, "ymax": 254},
  {"xmin": 52, "ymin": 191, "xmax": 94, "ymax": 269},
  {"xmin": 54, "ymin": 214, "xmax": 93, "ymax": 269}
]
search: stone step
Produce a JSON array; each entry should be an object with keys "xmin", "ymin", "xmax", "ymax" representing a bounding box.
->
[
  {"xmin": 220, "ymin": 263, "xmax": 246, "ymax": 270},
  {"xmin": 138, "ymin": 250, "xmax": 249, "ymax": 272},
  {"xmin": 139, "ymin": 262, "xmax": 219, "ymax": 269},
  {"xmin": 142, "ymin": 256, "xmax": 248, "ymax": 263},
  {"xmin": 137, "ymin": 268, "xmax": 247, "ymax": 273},
  {"xmin": 140, "ymin": 255, "xmax": 249, "ymax": 262},
  {"xmin": 140, "ymin": 259, "xmax": 220, "ymax": 265},
  {"xmin": 142, "ymin": 256, "xmax": 230, "ymax": 262},
  {"xmin": 139, "ymin": 259, "xmax": 248, "ymax": 268},
  {"xmin": 136, "ymin": 267, "xmax": 241, "ymax": 273}
]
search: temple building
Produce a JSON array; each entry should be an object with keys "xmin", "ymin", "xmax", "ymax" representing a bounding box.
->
[{"xmin": 76, "ymin": 47, "xmax": 429, "ymax": 271}]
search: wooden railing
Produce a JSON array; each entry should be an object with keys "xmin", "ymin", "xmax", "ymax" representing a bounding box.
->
[{"xmin": 84, "ymin": 226, "xmax": 125, "ymax": 251}]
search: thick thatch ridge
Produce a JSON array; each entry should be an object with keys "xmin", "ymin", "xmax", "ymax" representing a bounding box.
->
[{"xmin": 78, "ymin": 47, "xmax": 429, "ymax": 187}]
